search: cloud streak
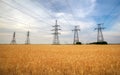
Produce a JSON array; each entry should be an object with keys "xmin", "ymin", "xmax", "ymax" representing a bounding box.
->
[{"xmin": 0, "ymin": 0, "xmax": 120, "ymax": 44}]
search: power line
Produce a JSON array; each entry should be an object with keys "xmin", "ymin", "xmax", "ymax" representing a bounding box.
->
[
  {"xmin": 103, "ymin": 0, "xmax": 120, "ymax": 25},
  {"xmin": 48, "ymin": 0, "xmax": 72, "ymax": 25},
  {"xmin": 0, "ymin": 15, "xmax": 28, "ymax": 25},
  {"xmin": 0, "ymin": 15, "xmax": 32, "ymax": 31},
  {"xmin": 30, "ymin": 0, "xmax": 56, "ymax": 20},
  {"xmin": 65, "ymin": 0, "xmax": 76, "ymax": 25},
  {"xmin": 1, "ymin": 0, "xmax": 54, "ymax": 35},
  {"xmin": 30, "ymin": 0, "xmax": 70, "ymax": 26},
  {"xmin": 13, "ymin": 0, "xmax": 54, "ymax": 23},
  {"xmin": 33, "ymin": 0, "xmax": 69, "ymax": 26},
  {"xmin": 0, "ymin": 15, "xmax": 52, "ymax": 34},
  {"xmin": 65, "ymin": 0, "xmax": 75, "ymax": 18},
  {"xmin": 1, "ymin": 0, "xmax": 51, "ymax": 25}
]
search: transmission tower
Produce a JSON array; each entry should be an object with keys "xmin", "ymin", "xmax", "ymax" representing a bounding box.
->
[
  {"xmin": 52, "ymin": 20, "xmax": 61, "ymax": 44},
  {"xmin": 10, "ymin": 32, "xmax": 16, "ymax": 44},
  {"xmin": 95, "ymin": 23, "xmax": 105, "ymax": 42},
  {"xmin": 25, "ymin": 31, "xmax": 30, "ymax": 44},
  {"xmin": 72, "ymin": 26, "xmax": 80, "ymax": 44}
]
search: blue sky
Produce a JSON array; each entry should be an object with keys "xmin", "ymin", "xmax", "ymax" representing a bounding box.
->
[{"xmin": 0, "ymin": 0, "xmax": 120, "ymax": 44}]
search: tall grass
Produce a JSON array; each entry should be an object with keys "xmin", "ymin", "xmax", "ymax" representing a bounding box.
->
[{"xmin": 0, "ymin": 45, "xmax": 120, "ymax": 75}]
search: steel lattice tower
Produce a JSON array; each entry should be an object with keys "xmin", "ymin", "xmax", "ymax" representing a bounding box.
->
[
  {"xmin": 72, "ymin": 26, "xmax": 80, "ymax": 44},
  {"xmin": 25, "ymin": 31, "xmax": 30, "ymax": 44},
  {"xmin": 52, "ymin": 20, "xmax": 61, "ymax": 44},
  {"xmin": 95, "ymin": 23, "xmax": 105, "ymax": 42},
  {"xmin": 10, "ymin": 32, "xmax": 16, "ymax": 44}
]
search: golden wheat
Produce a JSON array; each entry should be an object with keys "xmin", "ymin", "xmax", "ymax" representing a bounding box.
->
[{"xmin": 0, "ymin": 45, "xmax": 120, "ymax": 75}]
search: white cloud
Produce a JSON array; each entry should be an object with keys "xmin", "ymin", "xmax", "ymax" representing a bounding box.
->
[{"xmin": 0, "ymin": 0, "xmax": 120, "ymax": 44}]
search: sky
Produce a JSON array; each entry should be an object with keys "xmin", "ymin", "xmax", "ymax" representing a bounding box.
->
[{"xmin": 0, "ymin": 0, "xmax": 120, "ymax": 44}]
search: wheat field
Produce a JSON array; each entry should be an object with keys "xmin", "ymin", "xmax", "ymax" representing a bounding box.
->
[{"xmin": 0, "ymin": 45, "xmax": 120, "ymax": 75}]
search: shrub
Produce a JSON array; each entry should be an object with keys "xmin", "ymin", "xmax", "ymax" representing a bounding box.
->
[{"xmin": 76, "ymin": 42, "xmax": 82, "ymax": 44}]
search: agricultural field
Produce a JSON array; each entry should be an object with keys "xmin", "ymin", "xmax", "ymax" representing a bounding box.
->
[{"xmin": 0, "ymin": 45, "xmax": 120, "ymax": 75}]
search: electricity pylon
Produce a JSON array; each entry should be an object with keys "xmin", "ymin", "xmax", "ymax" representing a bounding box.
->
[
  {"xmin": 52, "ymin": 20, "xmax": 61, "ymax": 44},
  {"xmin": 95, "ymin": 23, "xmax": 105, "ymax": 42},
  {"xmin": 25, "ymin": 31, "xmax": 30, "ymax": 44},
  {"xmin": 72, "ymin": 26, "xmax": 80, "ymax": 44},
  {"xmin": 10, "ymin": 32, "xmax": 16, "ymax": 44}
]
